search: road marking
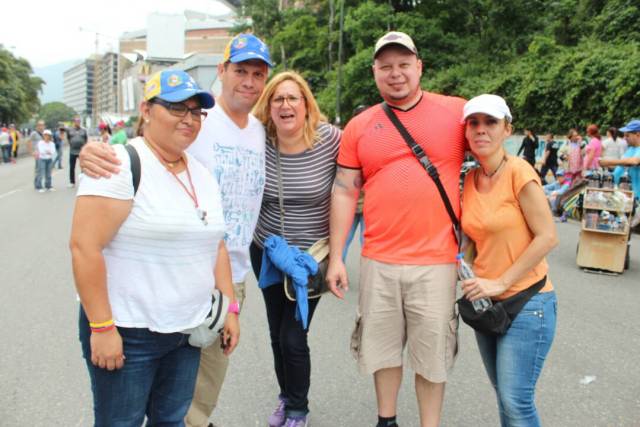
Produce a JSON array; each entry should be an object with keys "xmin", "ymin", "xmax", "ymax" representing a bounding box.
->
[{"xmin": 0, "ymin": 189, "xmax": 22, "ymax": 199}]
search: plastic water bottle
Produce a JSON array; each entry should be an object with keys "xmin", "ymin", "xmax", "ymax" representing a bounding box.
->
[{"xmin": 456, "ymin": 253, "xmax": 492, "ymax": 313}]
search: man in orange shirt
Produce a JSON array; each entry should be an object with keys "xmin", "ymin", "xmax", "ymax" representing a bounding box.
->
[{"xmin": 326, "ymin": 32, "xmax": 466, "ymax": 427}]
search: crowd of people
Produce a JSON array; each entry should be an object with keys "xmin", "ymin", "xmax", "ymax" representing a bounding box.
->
[
  {"xmin": 61, "ymin": 29, "xmax": 639, "ymax": 427},
  {"xmin": 517, "ymin": 124, "xmax": 639, "ymax": 225},
  {"xmin": 0, "ymin": 116, "xmax": 135, "ymax": 193}
]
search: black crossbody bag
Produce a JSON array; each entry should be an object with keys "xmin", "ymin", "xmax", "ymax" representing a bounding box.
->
[{"xmin": 382, "ymin": 102, "xmax": 546, "ymax": 336}]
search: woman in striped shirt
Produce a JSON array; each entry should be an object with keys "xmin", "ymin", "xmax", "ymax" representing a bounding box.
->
[{"xmin": 250, "ymin": 71, "xmax": 341, "ymax": 427}]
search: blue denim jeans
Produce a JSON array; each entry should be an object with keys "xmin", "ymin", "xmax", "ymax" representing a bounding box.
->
[
  {"xmin": 1, "ymin": 145, "xmax": 11, "ymax": 163},
  {"xmin": 342, "ymin": 212, "xmax": 364, "ymax": 260},
  {"xmin": 54, "ymin": 145, "xmax": 63, "ymax": 168},
  {"xmin": 35, "ymin": 159, "xmax": 53, "ymax": 189},
  {"xmin": 475, "ymin": 291, "xmax": 557, "ymax": 427},
  {"xmin": 78, "ymin": 308, "xmax": 201, "ymax": 427}
]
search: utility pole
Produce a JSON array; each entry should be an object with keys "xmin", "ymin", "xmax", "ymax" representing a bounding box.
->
[
  {"xmin": 78, "ymin": 27, "xmax": 118, "ymax": 129},
  {"xmin": 328, "ymin": 0, "xmax": 335, "ymax": 71},
  {"xmin": 335, "ymin": 0, "xmax": 345, "ymax": 127}
]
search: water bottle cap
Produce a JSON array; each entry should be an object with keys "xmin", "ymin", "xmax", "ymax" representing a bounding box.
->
[{"xmin": 456, "ymin": 253, "xmax": 464, "ymax": 260}]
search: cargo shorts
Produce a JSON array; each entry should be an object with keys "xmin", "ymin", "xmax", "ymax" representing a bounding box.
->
[{"xmin": 350, "ymin": 258, "xmax": 458, "ymax": 383}]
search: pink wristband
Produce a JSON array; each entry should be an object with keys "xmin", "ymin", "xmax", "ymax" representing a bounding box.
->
[{"xmin": 228, "ymin": 300, "xmax": 240, "ymax": 314}]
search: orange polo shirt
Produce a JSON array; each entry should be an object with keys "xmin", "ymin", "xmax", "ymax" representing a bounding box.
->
[
  {"xmin": 461, "ymin": 156, "xmax": 553, "ymax": 300},
  {"xmin": 338, "ymin": 91, "xmax": 467, "ymax": 265}
]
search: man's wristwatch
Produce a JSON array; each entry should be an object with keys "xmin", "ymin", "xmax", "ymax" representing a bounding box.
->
[{"xmin": 228, "ymin": 300, "xmax": 240, "ymax": 315}]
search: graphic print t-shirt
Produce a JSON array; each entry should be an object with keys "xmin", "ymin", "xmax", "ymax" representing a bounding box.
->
[{"xmin": 188, "ymin": 104, "xmax": 266, "ymax": 283}]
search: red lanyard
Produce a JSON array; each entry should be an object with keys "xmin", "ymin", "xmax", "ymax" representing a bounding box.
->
[
  {"xmin": 144, "ymin": 138, "xmax": 207, "ymax": 225},
  {"xmin": 168, "ymin": 161, "xmax": 199, "ymax": 208}
]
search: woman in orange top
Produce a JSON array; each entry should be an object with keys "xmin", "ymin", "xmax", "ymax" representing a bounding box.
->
[{"xmin": 460, "ymin": 94, "xmax": 558, "ymax": 427}]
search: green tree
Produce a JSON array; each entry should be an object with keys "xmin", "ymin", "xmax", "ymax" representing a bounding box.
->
[
  {"xmin": 240, "ymin": 0, "xmax": 640, "ymax": 129},
  {"xmin": 38, "ymin": 102, "xmax": 77, "ymax": 130},
  {"xmin": 0, "ymin": 46, "xmax": 44, "ymax": 124}
]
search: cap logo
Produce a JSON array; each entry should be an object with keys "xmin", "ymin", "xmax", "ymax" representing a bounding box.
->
[
  {"xmin": 384, "ymin": 34, "xmax": 403, "ymax": 42},
  {"xmin": 167, "ymin": 74, "xmax": 182, "ymax": 87},
  {"xmin": 234, "ymin": 37, "xmax": 248, "ymax": 49}
]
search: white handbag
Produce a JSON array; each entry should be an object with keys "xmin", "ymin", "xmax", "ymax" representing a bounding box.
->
[{"xmin": 181, "ymin": 289, "xmax": 230, "ymax": 348}]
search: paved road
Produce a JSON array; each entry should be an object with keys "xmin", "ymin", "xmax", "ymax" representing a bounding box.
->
[{"xmin": 1, "ymin": 158, "xmax": 639, "ymax": 426}]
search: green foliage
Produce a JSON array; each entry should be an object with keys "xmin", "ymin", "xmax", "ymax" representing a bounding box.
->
[
  {"xmin": 38, "ymin": 102, "xmax": 77, "ymax": 129},
  {"xmin": 241, "ymin": 0, "xmax": 640, "ymax": 128},
  {"xmin": 593, "ymin": 0, "xmax": 640, "ymax": 43},
  {"xmin": 0, "ymin": 46, "xmax": 44, "ymax": 124}
]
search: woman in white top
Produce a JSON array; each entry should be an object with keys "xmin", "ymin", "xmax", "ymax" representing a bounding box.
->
[
  {"xmin": 70, "ymin": 70, "xmax": 240, "ymax": 426},
  {"xmin": 602, "ymin": 126, "xmax": 625, "ymax": 160},
  {"xmin": 35, "ymin": 129, "xmax": 57, "ymax": 191}
]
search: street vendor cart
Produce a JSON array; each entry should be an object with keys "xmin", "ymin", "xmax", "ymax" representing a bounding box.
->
[{"xmin": 576, "ymin": 186, "xmax": 634, "ymax": 273}]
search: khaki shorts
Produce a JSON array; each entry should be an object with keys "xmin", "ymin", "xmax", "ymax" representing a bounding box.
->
[{"xmin": 351, "ymin": 258, "xmax": 458, "ymax": 383}]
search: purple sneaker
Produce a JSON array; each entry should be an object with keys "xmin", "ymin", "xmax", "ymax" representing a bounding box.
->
[
  {"xmin": 268, "ymin": 397, "xmax": 286, "ymax": 427},
  {"xmin": 283, "ymin": 416, "xmax": 308, "ymax": 427}
]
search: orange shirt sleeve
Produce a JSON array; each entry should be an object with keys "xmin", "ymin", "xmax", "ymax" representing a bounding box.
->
[
  {"xmin": 337, "ymin": 115, "xmax": 363, "ymax": 169},
  {"xmin": 513, "ymin": 161, "xmax": 542, "ymax": 197}
]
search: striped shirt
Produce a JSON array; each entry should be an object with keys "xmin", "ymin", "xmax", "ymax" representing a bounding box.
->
[{"xmin": 253, "ymin": 122, "xmax": 341, "ymax": 250}]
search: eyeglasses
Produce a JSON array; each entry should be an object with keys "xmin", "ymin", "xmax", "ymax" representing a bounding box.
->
[
  {"xmin": 149, "ymin": 99, "xmax": 208, "ymax": 121},
  {"xmin": 270, "ymin": 95, "xmax": 304, "ymax": 108}
]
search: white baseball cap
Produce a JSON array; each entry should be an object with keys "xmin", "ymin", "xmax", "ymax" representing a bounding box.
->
[
  {"xmin": 462, "ymin": 94, "xmax": 512, "ymax": 123},
  {"xmin": 374, "ymin": 31, "xmax": 418, "ymax": 58},
  {"xmin": 43, "ymin": 129, "xmax": 53, "ymax": 136}
]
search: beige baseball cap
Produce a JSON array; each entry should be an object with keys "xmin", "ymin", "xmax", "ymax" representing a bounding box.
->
[{"xmin": 374, "ymin": 31, "xmax": 418, "ymax": 58}]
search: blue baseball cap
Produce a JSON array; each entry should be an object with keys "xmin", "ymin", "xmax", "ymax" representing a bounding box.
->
[
  {"xmin": 223, "ymin": 34, "xmax": 273, "ymax": 67},
  {"xmin": 144, "ymin": 70, "xmax": 214, "ymax": 109},
  {"xmin": 619, "ymin": 119, "xmax": 640, "ymax": 133}
]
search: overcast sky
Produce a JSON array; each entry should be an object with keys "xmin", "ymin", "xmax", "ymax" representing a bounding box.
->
[{"xmin": 1, "ymin": 0, "xmax": 232, "ymax": 68}]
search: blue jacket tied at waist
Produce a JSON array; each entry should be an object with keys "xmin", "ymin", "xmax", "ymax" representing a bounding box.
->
[{"xmin": 258, "ymin": 235, "xmax": 318, "ymax": 329}]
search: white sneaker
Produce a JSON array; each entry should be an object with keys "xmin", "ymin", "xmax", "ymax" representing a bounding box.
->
[
  {"xmin": 38, "ymin": 189, "xmax": 45, "ymax": 193},
  {"xmin": 47, "ymin": 188, "xmax": 56, "ymax": 192},
  {"xmin": 67, "ymin": 183, "xmax": 75, "ymax": 188}
]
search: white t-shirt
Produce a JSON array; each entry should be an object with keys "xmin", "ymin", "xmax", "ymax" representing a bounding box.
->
[
  {"xmin": 37, "ymin": 140, "xmax": 56, "ymax": 159},
  {"xmin": 0, "ymin": 132, "xmax": 10, "ymax": 146},
  {"xmin": 77, "ymin": 137, "xmax": 226, "ymax": 333},
  {"xmin": 188, "ymin": 104, "xmax": 266, "ymax": 283},
  {"xmin": 602, "ymin": 137, "xmax": 626, "ymax": 160}
]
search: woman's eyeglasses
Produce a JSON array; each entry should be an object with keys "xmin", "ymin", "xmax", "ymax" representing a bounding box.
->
[
  {"xmin": 270, "ymin": 95, "xmax": 304, "ymax": 108},
  {"xmin": 149, "ymin": 99, "xmax": 208, "ymax": 121}
]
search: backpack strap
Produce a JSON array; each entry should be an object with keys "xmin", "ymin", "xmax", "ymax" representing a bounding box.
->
[{"xmin": 124, "ymin": 144, "xmax": 141, "ymax": 195}]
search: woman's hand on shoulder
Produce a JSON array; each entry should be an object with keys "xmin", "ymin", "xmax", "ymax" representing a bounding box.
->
[
  {"xmin": 90, "ymin": 329, "xmax": 125, "ymax": 371},
  {"xmin": 461, "ymin": 277, "xmax": 508, "ymax": 301}
]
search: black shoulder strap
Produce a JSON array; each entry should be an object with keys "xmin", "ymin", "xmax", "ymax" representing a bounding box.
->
[
  {"xmin": 381, "ymin": 102, "xmax": 461, "ymax": 246},
  {"xmin": 124, "ymin": 144, "xmax": 141, "ymax": 195}
]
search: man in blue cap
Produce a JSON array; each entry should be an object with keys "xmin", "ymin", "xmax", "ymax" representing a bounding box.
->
[
  {"xmin": 78, "ymin": 33, "xmax": 273, "ymax": 427},
  {"xmin": 184, "ymin": 33, "xmax": 272, "ymax": 427},
  {"xmin": 600, "ymin": 119, "xmax": 640, "ymax": 197},
  {"xmin": 600, "ymin": 119, "xmax": 640, "ymax": 226}
]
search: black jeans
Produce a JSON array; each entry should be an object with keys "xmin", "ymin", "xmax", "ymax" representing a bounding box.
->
[
  {"xmin": 539, "ymin": 163, "xmax": 557, "ymax": 184},
  {"xmin": 250, "ymin": 242, "xmax": 321, "ymax": 416},
  {"xmin": 69, "ymin": 153, "xmax": 79, "ymax": 184}
]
